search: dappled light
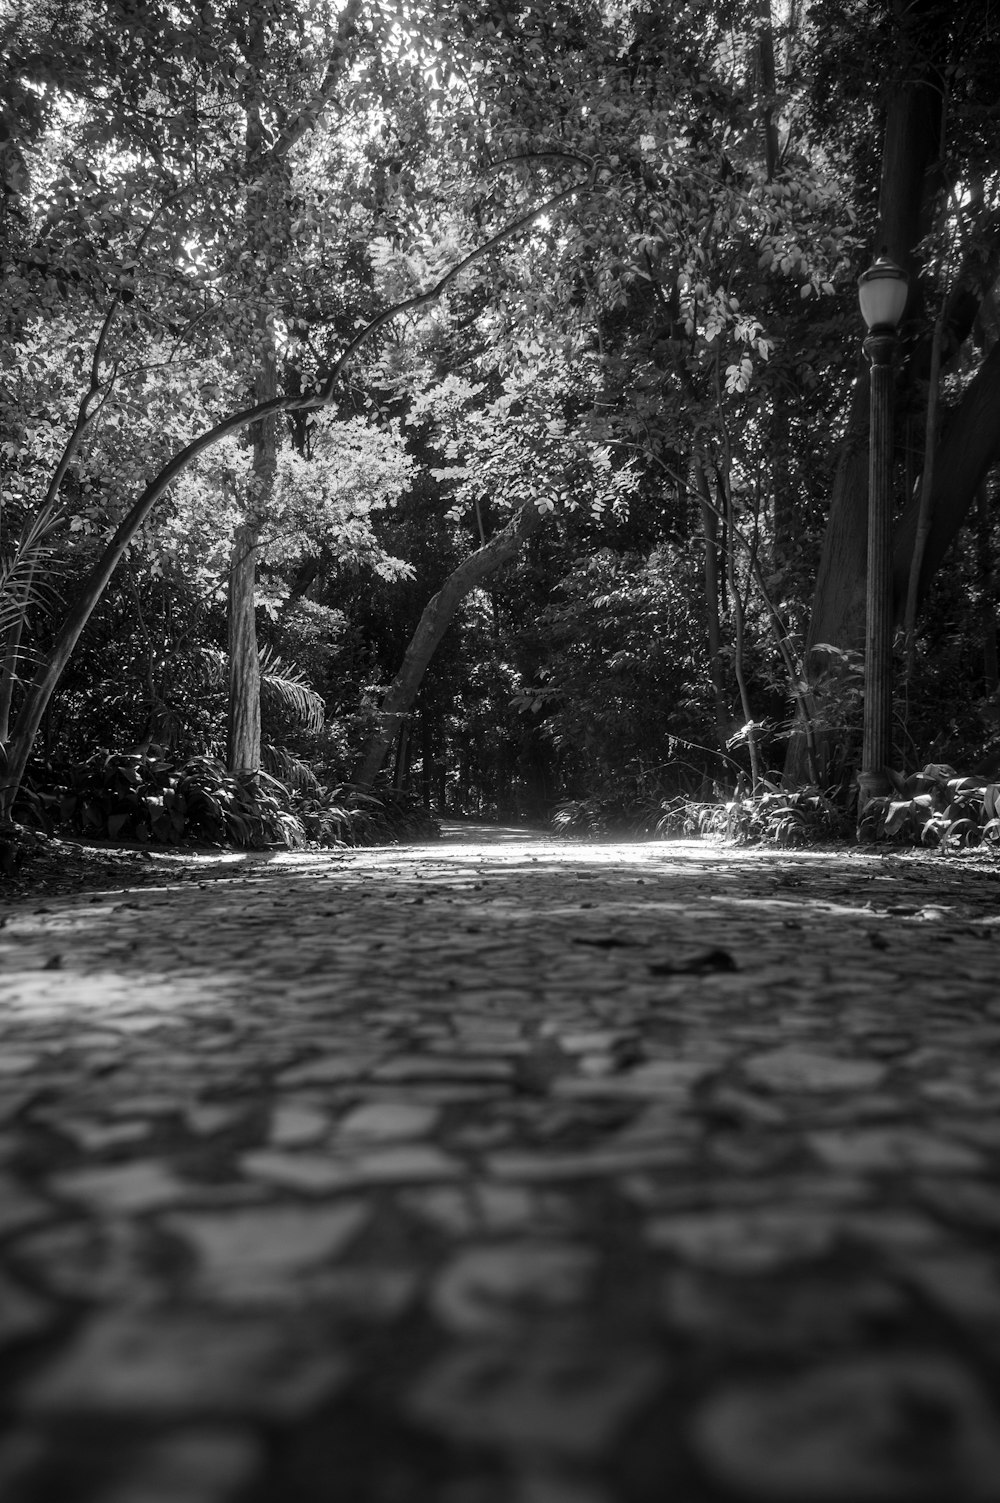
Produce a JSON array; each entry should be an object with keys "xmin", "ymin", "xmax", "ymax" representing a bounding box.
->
[
  {"xmin": 4, "ymin": 0, "xmax": 1000, "ymax": 1497},
  {"xmin": 3, "ymin": 831, "xmax": 1000, "ymax": 1499}
]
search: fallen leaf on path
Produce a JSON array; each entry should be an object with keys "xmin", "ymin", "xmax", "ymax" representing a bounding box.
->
[
  {"xmin": 571, "ymin": 937, "xmax": 637, "ymax": 950},
  {"xmin": 648, "ymin": 948, "xmax": 738, "ymax": 976}
]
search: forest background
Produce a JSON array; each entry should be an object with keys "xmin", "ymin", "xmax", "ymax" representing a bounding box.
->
[{"xmin": 2, "ymin": 0, "xmax": 999, "ymax": 853}]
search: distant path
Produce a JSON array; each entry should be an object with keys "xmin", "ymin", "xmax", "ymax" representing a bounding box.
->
[
  {"xmin": 438, "ymin": 818, "xmax": 552, "ymax": 842},
  {"xmin": 1, "ymin": 835, "xmax": 1000, "ymax": 1502}
]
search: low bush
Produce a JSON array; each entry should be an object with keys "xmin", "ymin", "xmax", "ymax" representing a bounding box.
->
[
  {"xmin": 15, "ymin": 750, "xmax": 306, "ymax": 848},
  {"xmin": 292, "ymin": 784, "xmax": 439, "ymax": 847},
  {"xmin": 14, "ymin": 751, "xmax": 440, "ymax": 850},
  {"xmin": 552, "ymin": 791, "xmax": 666, "ymax": 839},
  {"xmin": 655, "ymin": 764, "xmax": 1000, "ymax": 851},
  {"xmin": 657, "ymin": 783, "xmax": 851, "ymax": 847},
  {"xmin": 861, "ymin": 764, "xmax": 1000, "ymax": 850}
]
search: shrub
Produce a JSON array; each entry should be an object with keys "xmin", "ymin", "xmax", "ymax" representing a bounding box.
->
[
  {"xmin": 15, "ymin": 750, "xmax": 305, "ymax": 849},
  {"xmin": 552, "ymin": 792, "xmax": 666, "ymax": 839},
  {"xmin": 656, "ymin": 783, "xmax": 851, "ymax": 846},
  {"xmin": 863, "ymin": 764, "xmax": 1000, "ymax": 849},
  {"xmin": 14, "ymin": 751, "xmax": 441, "ymax": 851}
]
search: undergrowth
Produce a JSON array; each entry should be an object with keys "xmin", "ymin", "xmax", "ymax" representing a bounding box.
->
[
  {"xmin": 858, "ymin": 764, "xmax": 1000, "ymax": 851},
  {"xmin": 557, "ymin": 764, "xmax": 1000, "ymax": 853},
  {"xmin": 12, "ymin": 749, "xmax": 438, "ymax": 850},
  {"xmin": 656, "ymin": 784, "xmax": 851, "ymax": 846}
]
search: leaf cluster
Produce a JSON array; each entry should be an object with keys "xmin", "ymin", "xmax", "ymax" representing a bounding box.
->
[
  {"xmin": 863, "ymin": 764, "xmax": 1000, "ymax": 850},
  {"xmin": 14, "ymin": 748, "xmax": 305, "ymax": 847}
]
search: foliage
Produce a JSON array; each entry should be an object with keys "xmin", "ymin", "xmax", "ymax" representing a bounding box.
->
[
  {"xmin": 12, "ymin": 748, "xmax": 438, "ymax": 850},
  {"xmin": 258, "ymin": 644, "xmax": 325, "ymax": 735},
  {"xmin": 2, "ymin": 0, "xmax": 1000, "ymax": 835},
  {"xmin": 659, "ymin": 784, "xmax": 852, "ymax": 847},
  {"xmin": 14, "ymin": 750, "xmax": 306, "ymax": 848},
  {"xmin": 513, "ymin": 545, "xmax": 727, "ymax": 796},
  {"xmin": 292, "ymin": 783, "xmax": 439, "ymax": 846},
  {"xmin": 654, "ymin": 766, "xmax": 1000, "ymax": 853},
  {"xmin": 861, "ymin": 765, "xmax": 1000, "ymax": 850},
  {"xmin": 551, "ymin": 790, "xmax": 667, "ymax": 840}
]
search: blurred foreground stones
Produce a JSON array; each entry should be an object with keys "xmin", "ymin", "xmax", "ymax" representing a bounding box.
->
[{"xmin": 1, "ymin": 831, "xmax": 1000, "ymax": 1501}]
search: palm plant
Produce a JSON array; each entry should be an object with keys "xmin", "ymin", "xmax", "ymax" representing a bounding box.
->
[
  {"xmin": 257, "ymin": 643, "xmax": 325, "ymax": 735},
  {"xmin": 0, "ymin": 507, "xmax": 66, "ymax": 750}
]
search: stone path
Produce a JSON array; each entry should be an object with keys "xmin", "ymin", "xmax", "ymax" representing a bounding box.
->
[{"xmin": 1, "ymin": 826, "xmax": 1000, "ymax": 1503}]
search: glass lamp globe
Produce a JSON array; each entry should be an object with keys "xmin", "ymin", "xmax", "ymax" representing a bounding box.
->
[{"xmin": 858, "ymin": 255, "xmax": 909, "ymax": 332}]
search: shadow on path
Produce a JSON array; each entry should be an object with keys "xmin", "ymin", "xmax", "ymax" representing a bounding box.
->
[{"xmin": 0, "ymin": 835, "xmax": 999, "ymax": 1502}]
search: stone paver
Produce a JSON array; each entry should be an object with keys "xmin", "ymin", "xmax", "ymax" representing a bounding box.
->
[{"xmin": 1, "ymin": 828, "xmax": 1000, "ymax": 1502}]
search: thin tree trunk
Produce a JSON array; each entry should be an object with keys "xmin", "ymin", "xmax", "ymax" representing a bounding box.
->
[
  {"xmin": 393, "ymin": 723, "xmax": 410, "ymax": 790},
  {"xmin": 355, "ymin": 501, "xmax": 547, "ymax": 789},
  {"xmin": 891, "ymin": 338, "xmax": 1000, "ymax": 615},
  {"xmin": 710, "ymin": 351, "xmax": 761, "ymax": 787},
  {"xmin": 421, "ymin": 717, "xmax": 432, "ymax": 808},
  {"xmin": 902, "ymin": 303, "xmax": 946, "ymax": 674},
  {"xmin": 703, "ymin": 448, "xmax": 761, "ymax": 786},
  {"xmin": 226, "ymin": 363, "xmax": 277, "ymax": 776},
  {"xmin": 756, "ymin": 0, "xmax": 780, "ymax": 182},
  {"xmin": 693, "ymin": 458, "xmax": 731, "ymax": 750},
  {"xmin": 227, "ymin": 34, "xmax": 278, "ymax": 777},
  {"xmin": 975, "ymin": 482, "xmax": 999, "ymax": 694},
  {"xmin": 227, "ymin": 522, "xmax": 262, "ymax": 773}
]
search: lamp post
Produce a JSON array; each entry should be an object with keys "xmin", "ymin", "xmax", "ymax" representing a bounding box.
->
[{"xmin": 857, "ymin": 254, "xmax": 908, "ymax": 818}]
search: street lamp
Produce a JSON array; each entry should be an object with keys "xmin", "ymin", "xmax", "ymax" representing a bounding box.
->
[{"xmin": 857, "ymin": 253, "xmax": 908, "ymax": 820}]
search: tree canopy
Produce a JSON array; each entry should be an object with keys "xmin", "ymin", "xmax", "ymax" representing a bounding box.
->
[{"xmin": 2, "ymin": 0, "xmax": 999, "ymax": 843}]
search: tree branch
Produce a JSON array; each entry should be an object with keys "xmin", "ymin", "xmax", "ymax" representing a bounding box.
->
[
  {"xmin": 313, "ymin": 161, "xmax": 600, "ymax": 404},
  {"xmin": 266, "ymin": 0, "xmax": 364, "ymax": 164}
]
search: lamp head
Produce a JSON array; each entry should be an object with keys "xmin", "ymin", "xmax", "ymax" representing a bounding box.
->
[{"xmin": 858, "ymin": 254, "xmax": 909, "ymax": 333}]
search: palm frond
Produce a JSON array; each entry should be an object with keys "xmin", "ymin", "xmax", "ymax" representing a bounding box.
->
[
  {"xmin": 262, "ymin": 742, "xmax": 322, "ymax": 791},
  {"xmin": 258, "ymin": 644, "xmax": 325, "ymax": 732},
  {"xmin": 196, "ymin": 645, "xmax": 228, "ymax": 685},
  {"xmin": 0, "ymin": 510, "xmax": 68, "ymax": 690},
  {"xmin": 0, "ymin": 511, "xmax": 66, "ymax": 641}
]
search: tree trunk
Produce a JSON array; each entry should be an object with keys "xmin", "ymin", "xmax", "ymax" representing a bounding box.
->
[
  {"xmin": 227, "ymin": 522, "xmax": 262, "ymax": 773},
  {"xmin": 227, "ymin": 40, "xmax": 278, "ymax": 777},
  {"xmin": 693, "ymin": 459, "xmax": 732, "ymax": 751},
  {"xmin": 421, "ymin": 717, "xmax": 432, "ymax": 808},
  {"xmin": 902, "ymin": 303, "xmax": 945, "ymax": 673},
  {"xmin": 226, "ymin": 359, "xmax": 278, "ymax": 775},
  {"xmin": 974, "ymin": 482, "xmax": 999, "ymax": 695},
  {"xmin": 802, "ymin": 37, "xmax": 943, "ymax": 657},
  {"xmin": 355, "ymin": 501, "xmax": 547, "ymax": 789},
  {"xmin": 891, "ymin": 339, "xmax": 1000, "ymax": 615},
  {"xmin": 717, "ymin": 465, "xmax": 761, "ymax": 787},
  {"xmin": 756, "ymin": 0, "xmax": 780, "ymax": 182},
  {"xmin": 784, "ymin": 11, "xmax": 945, "ymax": 783}
]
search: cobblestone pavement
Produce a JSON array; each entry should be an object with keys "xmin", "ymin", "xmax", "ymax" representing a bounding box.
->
[{"xmin": 1, "ymin": 826, "xmax": 1000, "ymax": 1503}]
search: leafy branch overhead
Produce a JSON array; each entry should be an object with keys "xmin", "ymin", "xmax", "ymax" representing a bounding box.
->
[{"xmin": 2, "ymin": 0, "xmax": 1000, "ymax": 844}]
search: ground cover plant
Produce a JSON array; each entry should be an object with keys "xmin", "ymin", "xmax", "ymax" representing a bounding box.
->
[
  {"xmin": 11, "ymin": 750, "xmax": 436, "ymax": 851},
  {"xmin": 651, "ymin": 767, "xmax": 1000, "ymax": 853}
]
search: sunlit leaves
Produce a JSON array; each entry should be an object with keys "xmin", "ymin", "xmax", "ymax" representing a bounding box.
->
[{"xmin": 412, "ymin": 359, "xmax": 635, "ymax": 531}]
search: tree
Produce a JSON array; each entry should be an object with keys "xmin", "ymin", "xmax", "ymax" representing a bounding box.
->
[
  {"xmin": 354, "ymin": 353, "xmax": 637, "ymax": 787},
  {"xmin": 789, "ymin": 0, "xmax": 1000, "ymax": 778},
  {"xmin": 0, "ymin": 0, "xmax": 603, "ymax": 819},
  {"xmin": 7, "ymin": 0, "xmax": 996, "ymax": 832}
]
